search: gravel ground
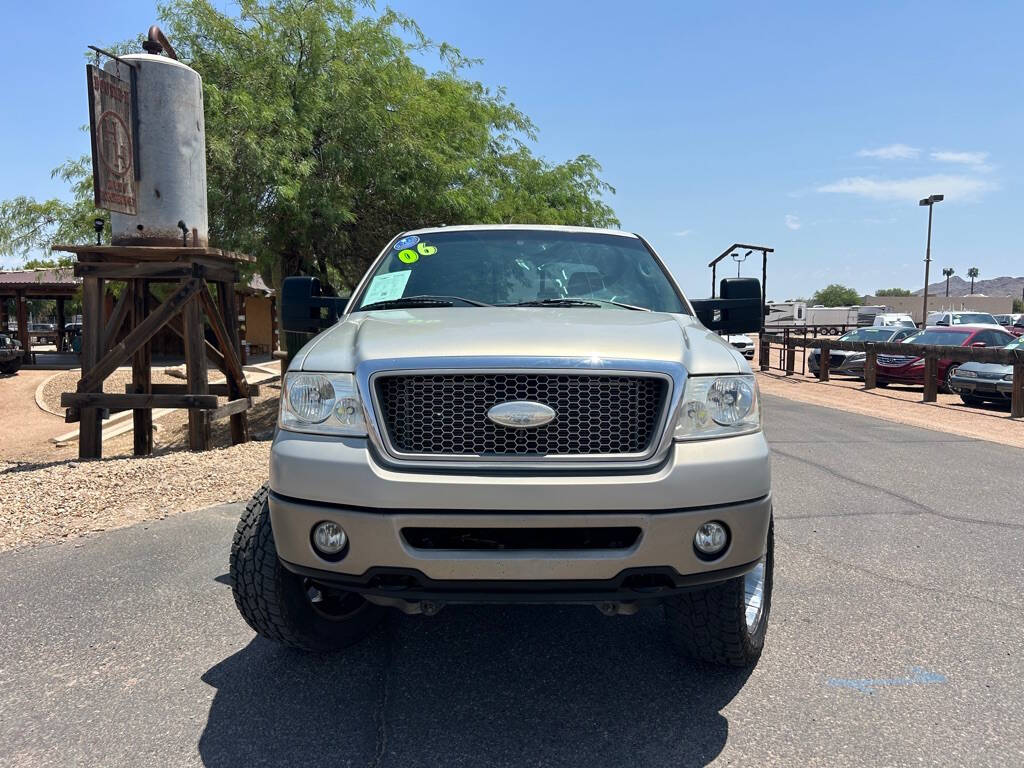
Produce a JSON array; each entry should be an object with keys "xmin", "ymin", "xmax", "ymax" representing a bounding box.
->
[{"xmin": 0, "ymin": 440, "xmax": 270, "ymax": 552}]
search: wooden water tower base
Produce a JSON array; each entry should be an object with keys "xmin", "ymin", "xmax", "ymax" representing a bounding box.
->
[{"xmin": 53, "ymin": 244, "xmax": 255, "ymax": 459}]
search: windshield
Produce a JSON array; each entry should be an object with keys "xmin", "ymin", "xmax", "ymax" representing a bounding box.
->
[
  {"xmin": 948, "ymin": 313, "xmax": 997, "ymax": 325},
  {"xmin": 840, "ymin": 328, "xmax": 901, "ymax": 342},
  {"xmin": 1005, "ymin": 336, "xmax": 1024, "ymax": 350},
  {"xmin": 904, "ymin": 330, "xmax": 972, "ymax": 346},
  {"xmin": 352, "ymin": 229, "xmax": 686, "ymax": 313}
]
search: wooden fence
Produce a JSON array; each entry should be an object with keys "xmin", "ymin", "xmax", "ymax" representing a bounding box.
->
[{"xmin": 762, "ymin": 334, "xmax": 1024, "ymax": 418}]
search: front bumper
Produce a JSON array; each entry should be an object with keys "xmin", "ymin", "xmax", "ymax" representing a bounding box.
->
[
  {"xmin": 270, "ymin": 491, "xmax": 772, "ymax": 587},
  {"xmin": 950, "ymin": 375, "xmax": 1012, "ymax": 398},
  {"xmin": 808, "ymin": 353, "xmax": 865, "ymax": 374}
]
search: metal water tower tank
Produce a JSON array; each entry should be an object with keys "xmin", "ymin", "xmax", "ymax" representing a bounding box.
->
[{"xmin": 104, "ymin": 47, "xmax": 208, "ymax": 247}]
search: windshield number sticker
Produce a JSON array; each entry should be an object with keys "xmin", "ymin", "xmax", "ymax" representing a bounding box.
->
[
  {"xmin": 398, "ymin": 242, "xmax": 438, "ymax": 264},
  {"xmin": 416, "ymin": 242, "xmax": 437, "ymax": 256}
]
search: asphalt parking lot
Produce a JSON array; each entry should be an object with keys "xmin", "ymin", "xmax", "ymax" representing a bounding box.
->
[{"xmin": 1, "ymin": 395, "xmax": 1022, "ymax": 767}]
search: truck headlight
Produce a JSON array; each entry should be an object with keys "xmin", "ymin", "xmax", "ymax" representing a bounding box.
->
[
  {"xmin": 674, "ymin": 375, "xmax": 761, "ymax": 441},
  {"xmin": 280, "ymin": 372, "xmax": 367, "ymax": 436}
]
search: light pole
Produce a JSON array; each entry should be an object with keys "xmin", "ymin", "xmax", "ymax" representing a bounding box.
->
[
  {"xmin": 731, "ymin": 250, "xmax": 751, "ymax": 278},
  {"xmin": 919, "ymin": 194, "xmax": 944, "ymax": 324},
  {"xmin": 942, "ymin": 267, "xmax": 954, "ymax": 297}
]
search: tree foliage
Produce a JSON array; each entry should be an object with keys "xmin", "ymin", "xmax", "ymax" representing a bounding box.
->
[
  {"xmin": 1, "ymin": 0, "xmax": 618, "ymax": 292},
  {"xmin": 875, "ymin": 287, "xmax": 911, "ymax": 297},
  {"xmin": 810, "ymin": 283, "xmax": 861, "ymax": 307},
  {"xmin": 966, "ymin": 266, "xmax": 980, "ymax": 293}
]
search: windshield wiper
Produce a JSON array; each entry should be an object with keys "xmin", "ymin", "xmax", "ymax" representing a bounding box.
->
[
  {"xmin": 502, "ymin": 298, "xmax": 650, "ymax": 311},
  {"xmin": 502, "ymin": 298, "xmax": 602, "ymax": 308},
  {"xmin": 358, "ymin": 295, "xmax": 491, "ymax": 311}
]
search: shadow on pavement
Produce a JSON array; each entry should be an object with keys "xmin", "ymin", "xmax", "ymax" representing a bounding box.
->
[{"xmin": 199, "ymin": 605, "xmax": 752, "ymax": 767}]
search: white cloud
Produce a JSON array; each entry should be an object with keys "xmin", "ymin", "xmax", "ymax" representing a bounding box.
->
[
  {"xmin": 930, "ymin": 150, "xmax": 992, "ymax": 171},
  {"xmin": 857, "ymin": 144, "xmax": 920, "ymax": 160},
  {"xmin": 816, "ymin": 174, "xmax": 996, "ymax": 202},
  {"xmin": 673, "ymin": 229, "xmax": 692, "ymax": 237},
  {"xmin": 784, "ymin": 214, "xmax": 801, "ymax": 230}
]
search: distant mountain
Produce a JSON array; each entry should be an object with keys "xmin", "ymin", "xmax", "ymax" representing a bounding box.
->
[{"xmin": 914, "ymin": 275, "xmax": 1024, "ymax": 297}]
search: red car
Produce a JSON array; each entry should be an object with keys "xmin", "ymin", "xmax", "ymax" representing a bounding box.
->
[{"xmin": 875, "ymin": 325, "xmax": 1016, "ymax": 391}]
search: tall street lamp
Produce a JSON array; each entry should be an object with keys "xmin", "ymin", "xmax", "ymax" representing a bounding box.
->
[
  {"xmin": 942, "ymin": 267, "xmax": 955, "ymax": 297},
  {"xmin": 919, "ymin": 194, "xmax": 944, "ymax": 324}
]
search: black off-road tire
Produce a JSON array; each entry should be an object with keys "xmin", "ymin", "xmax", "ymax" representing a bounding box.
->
[
  {"xmin": 665, "ymin": 517, "xmax": 774, "ymax": 667},
  {"xmin": 230, "ymin": 484, "xmax": 384, "ymax": 652}
]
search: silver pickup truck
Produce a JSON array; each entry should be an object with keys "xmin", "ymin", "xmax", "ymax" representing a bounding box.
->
[{"xmin": 231, "ymin": 225, "xmax": 773, "ymax": 667}]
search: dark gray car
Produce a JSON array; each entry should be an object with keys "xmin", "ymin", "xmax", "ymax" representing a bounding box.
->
[
  {"xmin": 949, "ymin": 335, "xmax": 1024, "ymax": 406},
  {"xmin": 808, "ymin": 326, "xmax": 915, "ymax": 376}
]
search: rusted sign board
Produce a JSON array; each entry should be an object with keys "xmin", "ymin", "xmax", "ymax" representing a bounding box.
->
[{"xmin": 87, "ymin": 64, "xmax": 138, "ymax": 215}]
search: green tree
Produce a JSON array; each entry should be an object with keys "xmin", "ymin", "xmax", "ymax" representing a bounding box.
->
[
  {"xmin": 875, "ymin": 287, "xmax": 911, "ymax": 297},
  {"xmin": 967, "ymin": 267, "xmax": 980, "ymax": 293},
  {"xmin": 810, "ymin": 283, "xmax": 861, "ymax": 307},
  {"xmin": 1013, "ymin": 297, "xmax": 1023, "ymax": 314},
  {"xmin": 2, "ymin": 0, "xmax": 618, "ymax": 292}
]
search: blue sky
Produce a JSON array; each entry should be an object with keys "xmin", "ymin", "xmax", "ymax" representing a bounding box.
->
[{"xmin": 2, "ymin": 1, "xmax": 1021, "ymax": 299}]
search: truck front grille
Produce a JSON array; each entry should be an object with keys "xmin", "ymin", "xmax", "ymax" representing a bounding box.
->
[{"xmin": 374, "ymin": 373, "xmax": 668, "ymax": 459}]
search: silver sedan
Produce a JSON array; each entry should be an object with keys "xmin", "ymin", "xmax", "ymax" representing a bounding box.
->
[{"xmin": 808, "ymin": 326, "xmax": 915, "ymax": 376}]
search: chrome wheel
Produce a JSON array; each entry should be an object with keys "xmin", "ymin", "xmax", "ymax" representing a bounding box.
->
[{"xmin": 744, "ymin": 559, "xmax": 766, "ymax": 632}]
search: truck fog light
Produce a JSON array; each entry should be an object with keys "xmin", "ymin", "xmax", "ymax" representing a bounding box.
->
[
  {"xmin": 694, "ymin": 521, "xmax": 729, "ymax": 557},
  {"xmin": 312, "ymin": 521, "xmax": 348, "ymax": 557}
]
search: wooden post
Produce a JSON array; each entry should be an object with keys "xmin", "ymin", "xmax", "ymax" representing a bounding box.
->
[
  {"xmin": 864, "ymin": 347, "xmax": 877, "ymax": 390},
  {"xmin": 0, "ymin": 297, "xmax": 7, "ymax": 333},
  {"xmin": 131, "ymin": 280, "xmax": 153, "ymax": 455},
  {"xmin": 79, "ymin": 277, "xmax": 104, "ymax": 459},
  {"xmin": 56, "ymin": 298, "xmax": 66, "ymax": 352},
  {"xmin": 15, "ymin": 290, "xmax": 30, "ymax": 364},
  {"xmin": 758, "ymin": 334, "xmax": 770, "ymax": 372},
  {"xmin": 818, "ymin": 341, "xmax": 830, "ymax": 381},
  {"xmin": 181, "ymin": 285, "xmax": 210, "ymax": 451},
  {"xmin": 1011, "ymin": 359, "xmax": 1024, "ymax": 419},
  {"xmin": 923, "ymin": 354, "xmax": 938, "ymax": 403},
  {"xmin": 216, "ymin": 281, "xmax": 249, "ymax": 444},
  {"xmin": 784, "ymin": 330, "xmax": 796, "ymax": 375}
]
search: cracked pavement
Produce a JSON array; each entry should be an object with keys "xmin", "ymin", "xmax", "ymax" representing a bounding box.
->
[{"xmin": 1, "ymin": 395, "xmax": 1022, "ymax": 766}]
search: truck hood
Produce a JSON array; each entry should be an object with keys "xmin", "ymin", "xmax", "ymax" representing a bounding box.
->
[{"xmin": 293, "ymin": 307, "xmax": 747, "ymax": 375}]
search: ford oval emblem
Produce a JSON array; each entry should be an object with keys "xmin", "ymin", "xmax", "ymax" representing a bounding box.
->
[{"xmin": 486, "ymin": 401, "xmax": 556, "ymax": 429}]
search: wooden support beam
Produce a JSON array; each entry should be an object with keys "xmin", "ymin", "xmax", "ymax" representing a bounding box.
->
[
  {"xmin": 77, "ymin": 278, "xmax": 204, "ymax": 395},
  {"xmin": 158, "ymin": 292, "xmax": 228, "ymax": 376},
  {"xmin": 102, "ymin": 285, "xmax": 133, "ymax": 352},
  {"xmin": 198, "ymin": 287, "xmax": 250, "ymax": 397},
  {"xmin": 923, "ymin": 355, "xmax": 939, "ymax": 403},
  {"xmin": 209, "ymin": 397, "xmax": 252, "ymax": 421},
  {"xmin": 78, "ymin": 278, "xmax": 104, "ymax": 458},
  {"xmin": 181, "ymin": 287, "xmax": 211, "ymax": 451},
  {"xmin": 15, "ymin": 290, "xmax": 29, "ymax": 362},
  {"xmin": 1011, "ymin": 360, "xmax": 1024, "ymax": 419},
  {"xmin": 128, "ymin": 382, "xmax": 260, "ymax": 397},
  {"xmin": 131, "ymin": 280, "xmax": 153, "ymax": 455},
  {"xmin": 62, "ymin": 392, "xmax": 219, "ymax": 411},
  {"xmin": 213, "ymin": 281, "xmax": 249, "ymax": 444},
  {"xmin": 56, "ymin": 298, "xmax": 66, "ymax": 352},
  {"xmin": 864, "ymin": 347, "xmax": 877, "ymax": 390},
  {"xmin": 817, "ymin": 341, "xmax": 830, "ymax": 381}
]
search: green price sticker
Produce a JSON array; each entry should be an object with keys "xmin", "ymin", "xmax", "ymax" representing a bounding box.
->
[
  {"xmin": 416, "ymin": 242, "xmax": 437, "ymax": 256},
  {"xmin": 398, "ymin": 249, "xmax": 419, "ymax": 264}
]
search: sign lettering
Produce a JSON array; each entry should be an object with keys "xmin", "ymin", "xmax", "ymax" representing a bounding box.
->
[{"xmin": 87, "ymin": 64, "xmax": 138, "ymax": 215}]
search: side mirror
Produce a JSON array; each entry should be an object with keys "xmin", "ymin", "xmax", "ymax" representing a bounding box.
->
[
  {"xmin": 281, "ymin": 276, "xmax": 349, "ymax": 333},
  {"xmin": 691, "ymin": 278, "xmax": 763, "ymax": 334},
  {"xmin": 935, "ymin": 320, "xmax": 949, "ymax": 326},
  {"xmin": 971, "ymin": 341, "xmax": 986, "ymax": 348}
]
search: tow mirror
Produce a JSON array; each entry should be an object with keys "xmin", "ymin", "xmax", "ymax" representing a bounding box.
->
[
  {"xmin": 691, "ymin": 277, "xmax": 763, "ymax": 334},
  {"xmin": 281, "ymin": 276, "xmax": 349, "ymax": 333}
]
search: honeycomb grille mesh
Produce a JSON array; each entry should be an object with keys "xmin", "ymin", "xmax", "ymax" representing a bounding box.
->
[{"xmin": 375, "ymin": 373, "xmax": 668, "ymax": 457}]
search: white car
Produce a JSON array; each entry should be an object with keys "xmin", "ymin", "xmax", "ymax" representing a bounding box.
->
[
  {"xmin": 873, "ymin": 313, "xmax": 916, "ymax": 328},
  {"xmin": 925, "ymin": 311, "xmax": 1003, "ymax": 330},
  {"xmin": 724, "ymin": 333, "xmax": 755, "ymax": 359}
]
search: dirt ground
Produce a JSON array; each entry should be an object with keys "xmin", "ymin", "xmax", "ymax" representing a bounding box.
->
[{"xmin": 751, "ymin": 337, "xmax": 1024, "ymax": 448}]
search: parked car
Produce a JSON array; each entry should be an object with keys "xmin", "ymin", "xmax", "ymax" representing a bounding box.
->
[
  {"xmin": 872, "ymin": 313, "xmax": 916, "ymax": 328},
  {"xmin": 724, "ymin": 333, "xmax": 755, "ymax": 359},
  {"xmin": 0, "ymin": 333, "xmax": 23, "ymax": 374},
  {"xmin": 925, "ymin": 311, "xmax": 1003, "ymax": 330},
  {"xmin": 230, "ymin": 224, "xmax": 775, "ymax": 667},
  {"xmin": 876, "ymin": 325, "xmax": 1016, "ymax": 391},
  {"xmin": 808, "ymin": 325, "xmax": 915, "ymax": 376},
  {"xmin": 993, "ymin": 314, "xmax": 1024, "ymax": 337},
  {"xmin": 948, "ymin": 334, "xmax": 1024, "ymax": 406}
]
